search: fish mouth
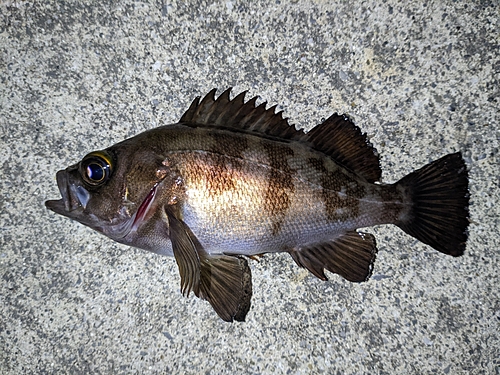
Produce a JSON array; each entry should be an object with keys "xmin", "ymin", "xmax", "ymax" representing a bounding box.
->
[
  {"xmin": 45, "ymin": 169, "xmax": 90, "ymax": 219},
  {"xmin": 45, "ymin": 167, "xmax": 163, "ymax": 239}
]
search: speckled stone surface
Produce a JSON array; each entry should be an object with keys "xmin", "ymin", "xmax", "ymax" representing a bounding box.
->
[{"xmin": 1, "ymin": 1, "xmax": 499, "ymax": 374}]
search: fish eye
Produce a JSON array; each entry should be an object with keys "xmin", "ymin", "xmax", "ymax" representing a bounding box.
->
[{"xmin": 80, "ymin": 151, "xmax": 114, "ymax": 186}]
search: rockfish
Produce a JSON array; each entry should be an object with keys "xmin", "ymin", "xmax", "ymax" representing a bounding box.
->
[{"xmin": 46, "ymin": 89, "xmax": 469, "ymax": 322}]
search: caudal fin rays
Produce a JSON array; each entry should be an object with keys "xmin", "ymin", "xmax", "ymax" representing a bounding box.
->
[{"xmin": 395, "ymin": 152, "xmax": 469, "ymax": 256}]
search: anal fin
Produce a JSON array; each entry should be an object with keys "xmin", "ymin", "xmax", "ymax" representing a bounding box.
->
[
  {"xmin": 167, "ymin": 209, "xmax": 252, "ymax": 322},
  {"xmin": 289, "ymin": 231, "xmax": 378, "ymax": 282}
]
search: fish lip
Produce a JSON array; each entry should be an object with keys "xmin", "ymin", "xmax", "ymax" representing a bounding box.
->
[
  {"xmin": 45, "ymin": 170, "xmax": 71, "ymax": 215},
  {"xmin": 45, "ymin": 198, "xmax": 67, "ymax": 215},
  {"xmin": 45, "ymin": 169, "xmax": 88, "ymax": 216}
]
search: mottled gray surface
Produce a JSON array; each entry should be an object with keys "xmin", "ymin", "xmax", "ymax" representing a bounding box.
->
[{"xmin": 1, "ymin": 1, "xmax": 499, "ymax": 374}]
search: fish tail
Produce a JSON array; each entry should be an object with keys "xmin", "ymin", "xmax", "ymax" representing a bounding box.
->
[{"xmin": 395, "ymin": 152, "xmax": 469, "ymax": 256}]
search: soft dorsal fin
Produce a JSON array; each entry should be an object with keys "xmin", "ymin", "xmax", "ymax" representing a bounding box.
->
[
  {"xmin": 180, "ymin": 88, "xmax": 381, "ymax": 182},
  {"xmin": 305, "ymin": 114, "xmax": 382, "ymax": 183}
]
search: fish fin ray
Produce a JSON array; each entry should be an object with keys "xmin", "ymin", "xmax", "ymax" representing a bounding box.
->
[
  {"xmin": 166, "ymin": 207, "xmax": 252, "ymax": 322},
  {"xmin": 304, "ymin": 114, "xmax": 381, "ymax": 182},
  {"xmin": 289, "ymin": 231, "xmax": 378, "ymax": 282},
  {"xmin": 166, "ymin": 210, "xmax": 201, "ymax": 297},
  {"xmin": 180, "ymin": 89, "xmax": 380, "ymax": 182},
  {"xmin": 198, "ymin": 255, "xmax": 253, "ymax": 322},
  {"xmin": 395, "ymin": 152, "xmax": 469, "ymax": 256},
  {"xmin": 180, "ymin": 88, "xmax": 294, "ymax": 137}
]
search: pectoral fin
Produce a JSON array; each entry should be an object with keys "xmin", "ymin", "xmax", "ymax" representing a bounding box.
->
[
  {"xmin": 167, "ymin": 210, "xmax": 201, "ymax": 296},
  {"xmin": 167, "ymin": 210, "xmax": 252, "ymax": 322},
  {"xmin": 289, "ymin": 231, "xmax": 378, "ymax": 282}
]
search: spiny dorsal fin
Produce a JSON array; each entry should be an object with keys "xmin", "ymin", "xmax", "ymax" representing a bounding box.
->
[
  {"xmin": 180, "ymin": 88, "xmax": 295, "ymax": 138},
  {"xmin": 180, "ymin": 88, "xmax": 381, "ymax": 182}
]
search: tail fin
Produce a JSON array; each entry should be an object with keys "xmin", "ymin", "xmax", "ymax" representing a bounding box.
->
[{"xmin": 395, "ymin": 152, "xmax": 469, "ymax": 256}]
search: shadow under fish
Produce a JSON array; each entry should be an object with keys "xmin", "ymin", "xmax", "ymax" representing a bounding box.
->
[{"xmin": 46, "ymin": 88, "xmax": 469, "ymax": 322}]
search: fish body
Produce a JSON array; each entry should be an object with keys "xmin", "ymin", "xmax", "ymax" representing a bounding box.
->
[
  {"xmin": 113, "ymin": 124, "xmax": 399, "ymax": 256},
  {"xmin": 46, "ymin": 89, "xmax": 469, "ymax": 322}
]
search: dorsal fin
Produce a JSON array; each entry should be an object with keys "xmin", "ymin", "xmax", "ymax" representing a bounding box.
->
[
  {"xmin": 180, "ymin": 88, "xmax": 297, "ymax": 139},
  {"xmin": 305, "ymin": 114, "xmax": 381, "ymax": 183},
  {"xmin": 179, "ymin": 88, "xmax": 381, "ymax": 182}
]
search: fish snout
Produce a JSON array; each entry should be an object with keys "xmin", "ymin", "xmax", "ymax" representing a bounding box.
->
[{"xmin": 45, "ymin": 168, "xmax": 90, "ymax": 215}]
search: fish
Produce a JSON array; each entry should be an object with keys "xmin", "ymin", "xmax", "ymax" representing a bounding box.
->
[{"xmin": 45, "ymin": 88, "xmax": 470, "ymax": 322}]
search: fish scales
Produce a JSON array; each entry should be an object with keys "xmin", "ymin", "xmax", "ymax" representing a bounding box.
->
[
  {"xmin": 160, "ymin": 127, "xmax": 398, "ymax": 255},
  {"xmin": 46, "ymin": 88, "xmax": 470, "ymax": 322}
]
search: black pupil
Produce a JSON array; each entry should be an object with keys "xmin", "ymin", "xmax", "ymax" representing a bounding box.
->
[{"xmin": 86, "ymin": 162, "xmax": 105, "ymax": 181}]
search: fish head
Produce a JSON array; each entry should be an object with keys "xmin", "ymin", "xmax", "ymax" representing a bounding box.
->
[{"xmin": 45, "ymin": 144, "xmax": 178, "ymax": 243}]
